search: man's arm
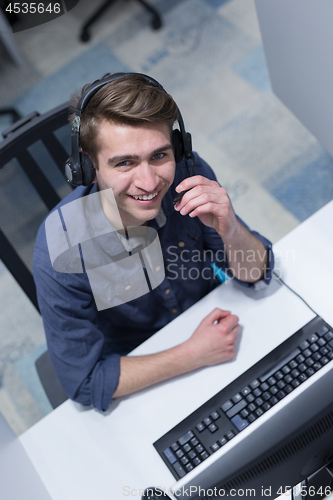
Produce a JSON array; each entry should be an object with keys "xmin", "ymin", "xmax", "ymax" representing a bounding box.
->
[
  {"xmin": 174, "ymin": 176, "xmax": 268, "ymax": 283},
  {"xmin": 113, "ymin": 308, "xmax": 239, "ymax": 398}
]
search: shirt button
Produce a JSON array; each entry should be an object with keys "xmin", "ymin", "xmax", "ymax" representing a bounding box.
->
[
  {"xmin": 155, "ymin": 266, "xmax": 161, "ymax": 272},
  {"xmin": 178, "ymin": 241, "xmax": 185, "ymax": 248},
  {"xmin": 125, "ymin": 285, "xmax": 131, "ymax": 291},
  {"xmin": 172, "ymin": 308, "xmax": 178, "ymax": 314},
  {"xmin": 165, "ymin": 288, "xmax": 171, "ymax": 295}
]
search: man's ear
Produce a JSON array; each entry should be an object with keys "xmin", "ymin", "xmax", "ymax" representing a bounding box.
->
[{"xmin": 80, "ymin": 151, "xmax": 96, "ymax": 186}]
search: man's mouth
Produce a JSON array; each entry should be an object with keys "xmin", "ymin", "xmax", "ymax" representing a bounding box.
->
[{"xmin": 131, "ymin": 192, "xmax": 159, "ymax": 201}]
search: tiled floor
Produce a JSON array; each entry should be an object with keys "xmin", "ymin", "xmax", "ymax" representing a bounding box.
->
[{"xmin": 0, "ymin": 0, "xmax": 332, "ymax": 435}]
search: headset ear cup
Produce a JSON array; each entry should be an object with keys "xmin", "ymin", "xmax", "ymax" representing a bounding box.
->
[
  {"xmin": 173, "ymin": 129, "xmax": 183, "ymax": 164},
  {"xmin": 80, "ymin": 152, "xmax": 95, "ymax": 186}
]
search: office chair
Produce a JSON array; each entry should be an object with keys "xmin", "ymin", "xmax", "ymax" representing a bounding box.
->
[
  {"xmin": 0, "ymin": 102, "xmax": 73, "ymax": 408},
  {"xmin": 79, "ymin": 0, "xmax": 162, "ymax": 42}
]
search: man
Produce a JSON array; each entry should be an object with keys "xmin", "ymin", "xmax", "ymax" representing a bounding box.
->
[{"xmin": 33, "ymin": 73, "xmax": 274, "ymax": 411}]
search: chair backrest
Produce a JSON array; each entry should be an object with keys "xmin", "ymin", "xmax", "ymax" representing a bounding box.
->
[{"xmin": 0, "ymin": 103, "xmax": 73, "ymax": 310}]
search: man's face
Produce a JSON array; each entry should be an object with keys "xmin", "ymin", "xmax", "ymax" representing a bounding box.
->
[{"xmin": 94, "ymin": 120, "xmax": 176, "ymax": 227}]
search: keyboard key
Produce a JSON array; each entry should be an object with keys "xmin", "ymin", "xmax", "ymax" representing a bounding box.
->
[
  {"xmin": 277, "ymin": 390, "xmax": 286, "ymax": 400},
  {"xmin": 320, "ymin": 347, "xmax": 329, "ymax": 356},
  {"xmin": 185, "ymin": 463, "xmax": 193, "ymax": 473},
  {"xmin": 181, "ymin": 456, "xmax": 189, "ymax": 465},
  {"xmin": 255, "ymin": 397, "xmax": 264, "ymax": 406},
  {"xmin": 171, "ymin": 442, "xmax": 179, "ymax": 452},
  {"xmin": 211, "ymin": 443, "xmax": 219, "ymax": 452},
  {"xmin": 306, "ymin": 367, "xmax": 315, "ymax": 376},
  {"xmin": 303, "ymin": 348, "xmax": 312, "ymax": 358},
  {"xmin": 260, "ymin": 382, "xmax": 269, "ymax": 392},
  {"xmin": 248, "ymin": 414, "xmax": 256, "ymax": 423},
  {"xmin": 248, "ymin": 403, "xmax": 256, "ymax": 412},
  {"xmin": 164, "ymin": 448, "xmax": 177, "ymax": 464},
  {"xmin": 210, "ymin": 411, "xmax": 220, "ymax": 421},
  {"xmin": 183, "ymin": 444, "xmax": 191, "ymax": 453},
  {"xmin": 241, "ymin": 386, "xmax": 251, "ymax": 397},
  {"xmin": 240, "ymin": 409, "xmax": 249, "ymax": 418},
  {"xmin": 196, "ymin": 422, "xmax": 205, "ymax": 432},
  {"xmin": 263, "ymin": 402, "xmax": 271, "ymax": 411},
  {"xmin": 275, "ymin": 371, "xmax": 284, "ymax": 380},
  {"xmin": 317, "ymin": 338, "xmax": 326, "ymax": 347},
  {"xmin": 313, "ymin": 362, "xmax": 322, "ymax": 371},
  {"xmin": 291, "ymin": 379, "xmax": 300, "ymax": 388},
  {"xmin": 262, "ymin": 391, "xmax": 271, "ymax": 401},
  {"xmin": 308, "ymin": 333, "xmax": 319, "ymax": 344},
  {"xmin": 270, "ymin": 396, "xmax": 279, "ymax": 405},
  {"xmin": 324, "ymin": 331, "xmax": 333, "ymax": 341},
  {"xmin": 298, "ymin": 373, "xmax": 308, "ymax": 382},
  {"xmin": 310, "ymin": 343, "xmax": 319, "ymax": 352},
  {"xmin": 285, "ymin": 384, "xmax": 293, "ymax": 394},
  {"xmin": 300, "ymin": 340, "xmax": 310, "ymax": 350},
  {"xmin": 201, "ymin": 451, "xmax": 209, "ymax": 460},
  {"xmin": 277, "ymin": 380, "xmax": 286, "ymax": 389},
  {"xmin": 253, "ymin": 388, "xmax": 262, "ymax": 397},
  {"xmin": 289, "ymin": 359, "xmax": 298, "ymax": 369},
  {"xmin": 312, "ymin": 352, "xmax": 321, "ymax": 361},
  {"xmin": 208, "ymin": 423, "xmax": 218, "ymax": 433},
  {"xmin": 231, "ymin": 414, "xmax": 249, "ymax": 431},
  {"xmin": 250, "ymin": 379, "xmax": 260, "ymax": 389},
  {"xmin": 282, "ymin": 365, "xmax": 291, "ymax": 374},
  {"xmin": 232, "ymin": 393, "xmax": 242, "ymax": 404},
  {"xmin": 226, "ymin": 399, "xmax": 247, "ymax": 418},
  {"xmin": 221, "ymin": 400, "xmax": 233, "ymax": 412},
  {"xmin": 246, "ymin": 394, "xmax": 255, "ymax": 403},
  {"xmin": 219, "ymin": 437, "xmax": 227, "ymax": 446},
  {"xmin": 173, "ymin": 461, "xmax": 186, "ymax": 478},
  {"xmin": 306, "ymin": 358, "xmax": 314, "ymax": 367},
  {"xmin": 268, "ymin": 376, "xmax": 277, "ymax": 386},
  {"xmin": 196, "ymin": 444, "xmax": 204, "ymax": 454},
  {"xmin": 328, "ymin": 351, "xmax": 333, "ymax": 360},
  {"xmin": 203, "ymin": 417, "xmax": 212, "ymax": 426},
  {"xmin": 296, "ymin": 354, "xmax": 305, "ymax": 363},
  {"xmin": 291, "ymin": 369, "xmax": 300, "ymax": 378},
  {"xmin": 255, "ymin": 408, "xmax": 264, "ymax": 417},
  {"xmin": 193, "ymin": 457, "xmax": 201, "ymax": 466},
  {"xmin": 179, "ymin": 431, "xmax": 194, "ymax": 445},
  {"xmin": 284, "ymin": 374, "xmax": 293, "ymax": 384},
  {"xmin": 321, "ymin": 356, "xmax": 330, "ymax": 365},
  {"xmin": 176, "ymin": 449, "xmax": 184, "ymax": 458},
  {"xmin": 317, "ymin": 325, "xmax": 329, "ymax": 336},
  {"xmin": 188, "ymin": 450, "xmax": 196, "ymax": 460},
  {"xmin": 270, "ymin": 385, "xmax": 278, "ymax": 395},
  {"xmin": 226, "ymin": 430, "xmax": 235, "ymax": 440},
  {"xmin": 298, "ymin": 363, "xmax": 307, "ymax": 372},
  {"xmin": 190, "ymin": 437, "xmax": 199, "ymax": 446}
]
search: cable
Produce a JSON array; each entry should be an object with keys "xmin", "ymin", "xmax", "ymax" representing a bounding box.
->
[{"xmin": 272, "ymin": 270, "xmax": 320, "ymax": 318}]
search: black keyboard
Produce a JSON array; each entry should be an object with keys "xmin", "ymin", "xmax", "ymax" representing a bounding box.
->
[{"xmin": 154, "ymin": 316, "xmax": 333, "ymax": 480}]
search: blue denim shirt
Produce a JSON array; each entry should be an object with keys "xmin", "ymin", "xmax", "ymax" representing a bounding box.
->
[{"xmin": 33, "ymin": 153, "xmax": 274, "ymax": 411}]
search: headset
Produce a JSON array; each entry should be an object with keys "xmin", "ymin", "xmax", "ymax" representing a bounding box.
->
[{"xmin": 64, "ymin": 72, "xmax": 194, "ymax": 187}]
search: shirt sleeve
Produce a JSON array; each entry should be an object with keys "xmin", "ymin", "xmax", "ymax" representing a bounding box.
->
[
  {"xmin": 33, "ymin": 246, "xmax": 120, "ymax": 412},
  {"xmin": 193, "ymin": 153, "xmax": 275, "ymax": 289}
]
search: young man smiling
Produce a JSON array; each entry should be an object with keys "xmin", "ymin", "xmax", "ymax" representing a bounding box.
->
[{"xmin": 33, "ymin": 73, "xmax": 274, "ymax": 410}]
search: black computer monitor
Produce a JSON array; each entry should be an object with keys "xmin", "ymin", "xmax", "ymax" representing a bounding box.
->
[{"xmin": 167, "ymin": 360, "xmax": 333, "ymax": 500}]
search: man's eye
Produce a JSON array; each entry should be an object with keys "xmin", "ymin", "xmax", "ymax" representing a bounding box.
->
[
  {"xmin": 116, "ymin": 160, "xmax": 130, "ymax": 167},
  {"xmin": 153, "ymin": 153, "xmax": 165, "ymax": 160}
]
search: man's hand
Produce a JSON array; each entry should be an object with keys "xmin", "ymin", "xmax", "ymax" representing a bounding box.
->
[
  {"xmin": 113, "ymin": 308, "xmax": 239, "ymax": 399},
  {"xmin": 174, "ymin": 175, "xmax": 238, "ymax": 240},
  {"xmin": 174, "ymin": 175, "xmax": 268, "ymax": 283},
  {"xmin": 184, "ymin": 308, "xmax": 240, "ymax": 369}
]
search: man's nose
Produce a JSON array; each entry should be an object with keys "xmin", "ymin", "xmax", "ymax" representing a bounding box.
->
[{"xmin": 134, "ymin": 162, "xmax": 159, "ymax": 192}]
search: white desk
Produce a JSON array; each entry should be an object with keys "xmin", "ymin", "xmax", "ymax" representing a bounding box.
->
[{"xmin": 19, "ymin": 201, "xmax": 333, "ymax": 500}]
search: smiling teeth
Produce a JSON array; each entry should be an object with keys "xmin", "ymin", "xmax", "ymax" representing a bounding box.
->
[{"xmin": 132, "ymin": 192, "xmax": 158, "ymax": 201}]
